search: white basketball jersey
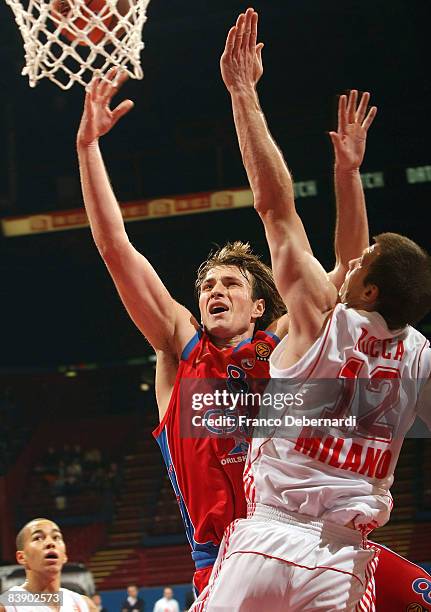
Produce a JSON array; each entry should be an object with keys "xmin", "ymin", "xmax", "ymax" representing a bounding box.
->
[
  {"xmin": 245, "ymin": 303, "xmax": 431, "ymax": 532},
  {"xmin": 4, "ymin": 586, "xmax": 89, "ymax": 612}
]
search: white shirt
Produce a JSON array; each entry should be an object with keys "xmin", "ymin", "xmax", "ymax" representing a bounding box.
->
[
  {"xmin": 245, "ymin": 304, "xmax": 431, "ymax": 531},
  {"xmin": 3, "ymin": 585, "xmax": 88, "ymax": 612},
  {"xmin": 152, "ymin": 597, "xmax": 180, "ymax": 612}
]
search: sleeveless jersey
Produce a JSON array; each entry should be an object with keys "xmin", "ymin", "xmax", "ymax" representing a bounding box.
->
[
  {"xmin": 245, "ymin": 303, "xmax": 431, "ymax": 531},
  {"xmin": 153, "ymin": 328, "xmax": 278, "ymax": 570},
  {"xmin": 4, "ymin": 586, "xmax": 88, "ymax": 612}
]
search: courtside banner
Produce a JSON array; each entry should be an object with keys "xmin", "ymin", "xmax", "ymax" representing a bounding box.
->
[
  {"xmin": 179, "ymin": 377, "xmax": 430, "ymax": 442},
  {"xmin": 1, "ymin": 188, "xmax": 253, "ymax": 237}
]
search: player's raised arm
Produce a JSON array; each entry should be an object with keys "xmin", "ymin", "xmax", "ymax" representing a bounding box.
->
[
  {"xmin": 77, "ymin": 68, "xmax": 197, "ymax": 354},
  {"xmin": 221, "ymin": 9, "xmax": 310, "ymax": 252},
  {"xmin": 221, "ymin": 9, "xmax": 335, "ymax": 332},
  {"xmin": 328, "ymin": 90, "xmax": 377, "ymax": 289}
]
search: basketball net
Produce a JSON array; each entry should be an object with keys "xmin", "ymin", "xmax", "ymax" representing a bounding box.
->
[{"xmin": 4, "ymin": 0, "xmax": 151, "ymax": 89}]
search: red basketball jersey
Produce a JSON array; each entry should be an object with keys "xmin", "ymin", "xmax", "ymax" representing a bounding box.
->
[{"xmin": 153, "ymin": 329, "xmax": 278, "ymax": 572}]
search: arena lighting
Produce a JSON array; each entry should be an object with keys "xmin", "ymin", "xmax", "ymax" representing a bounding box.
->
[
  {"xmin": 65, "ymin": 370, "xmax": 77, "ymax": 378},
  {"xmin": 140, "ymin": 382, "xmax": 150, "ymax": 391}
]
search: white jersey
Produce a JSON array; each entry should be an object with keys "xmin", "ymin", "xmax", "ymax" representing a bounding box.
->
[
  {"xmin": 245, "ymin": 303, "xmax": 431, "ymax": 531},
  {"xmin": 4, "ymin": 586, "xmax": 89, "ymax": 612}
]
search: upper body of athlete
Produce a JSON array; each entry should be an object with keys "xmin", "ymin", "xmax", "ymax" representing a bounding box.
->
[
  {"xmin": 151, "ymin": 245, "xmax": 286, "ymax": 590},
  {"xmin": 213, "ymin": 8, "xmax": 431, "ymax": 610},
  {"xmin": 76, "ymin": 69, "xmax": 291, "ymax": 423},
  {"xmin": 218, "ymin": 7, "xmax": 431, "ymax": 531},
  {"xmin": 1, "ymin": 518, "xmax": 96, "ymax": 612}
]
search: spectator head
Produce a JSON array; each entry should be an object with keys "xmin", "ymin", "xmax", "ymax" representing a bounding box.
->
[
  {"xmin": 127, "ymin": 585, "xmax": 139, "ymax": 599},
  {"xmin": 163, "ymin": 587, "xmax": 173, "ymax": 599}
]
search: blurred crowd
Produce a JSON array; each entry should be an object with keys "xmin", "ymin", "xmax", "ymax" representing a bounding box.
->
[
  {"xmin": 34, "ymin": 444, "xmax": 122, "ymax": 507},
  {"xmin": 89, "ymin": 585, "xmax": 191, "ymax": 612}
]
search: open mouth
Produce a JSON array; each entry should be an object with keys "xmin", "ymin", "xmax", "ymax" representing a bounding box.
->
[
  {"xmin": 209, "ymin": 303, "xmax": 229, "ymax": 315},
  {"xmin": 45, "ymin": 552, "xmax": 59, "ymax": 560},
  {"xmin": 210, "ymin": 306, "xmax": 229, "ymax": 314}
]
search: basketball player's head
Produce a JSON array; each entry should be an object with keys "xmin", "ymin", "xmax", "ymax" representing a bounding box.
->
[
  {"xmin": 15, "ymin": 518, "xmax": 67, "ymax": 576},
  {"xmin": 195, "ymin": 242, "xmax": 286, "ymax": 337},
  {"xmin": 340, "ymin": 233, "xmax": 431, "ymax": 329}
]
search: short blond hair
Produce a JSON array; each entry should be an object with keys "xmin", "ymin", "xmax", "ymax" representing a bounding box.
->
[{"xmin": 195, "ymin": 241, "xmax": 286, "ymax": 330}]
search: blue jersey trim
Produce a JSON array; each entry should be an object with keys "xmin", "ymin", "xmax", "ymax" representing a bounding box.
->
[
  {"xmin": 181, "ymin": 330, "xmax": 202, "ymax": 361},
  {"xmin": 192, "ymin": 548, "xmax": 219, "ymax": 568},
  {"xmin": 155, "ymin": 427, "xmax": 219, "ymax": 570},
  {"xmin": 264, "ymin": 330, "xmax": 280, "ymax": 344},
  {"xmin": 233, "ymin": 336, "xmax": 252, "ymax": 353}
]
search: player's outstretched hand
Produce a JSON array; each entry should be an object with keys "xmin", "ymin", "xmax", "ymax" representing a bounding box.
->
[
  {"xmin": 220, "ymin": 7, "xmax": 264, "ymax": 93},
  {"xmin": 329, "ymin": 90, "xmax": 377, "ymax": 171},
  {"xmin": 77, "ymin": 67, "xmax": 134, "ymax": 147}
]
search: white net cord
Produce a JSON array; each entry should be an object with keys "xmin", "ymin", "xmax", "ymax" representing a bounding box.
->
[{"xmin": 4, "ymin": 0, "xmax": 151, "ymax": 89}]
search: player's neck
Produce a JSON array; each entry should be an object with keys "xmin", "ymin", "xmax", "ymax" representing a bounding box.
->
[
  {"xmin": 22, "ymin": 572, "xmax": 61, "ymax": 593},
  {"xmin": 210, "ymin": 328, "xmax": 254, "ymax": 350}
]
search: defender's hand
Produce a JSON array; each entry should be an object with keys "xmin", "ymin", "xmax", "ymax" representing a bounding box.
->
[
  {"xmin": 329, "ymin": 90, "xmax": 377, "ymax": 171},
  {"xmin": 220, "ymin": 8, "xmax": 264, "ymax": 93}
]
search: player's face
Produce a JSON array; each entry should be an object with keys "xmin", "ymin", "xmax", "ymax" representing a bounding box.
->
[
  {"xmin": 339, "ymin": 245, "xmax": 380, "ymax": 306},
  {"xmin": 16, "ymin": 520, "xmax": 67, "ymax": 575},
  {"xmin": 199, "ymin": 266, "xmax": 264, "ymax": 339}
]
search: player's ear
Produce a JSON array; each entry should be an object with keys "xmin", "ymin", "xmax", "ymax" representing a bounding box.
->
[
  {"xmin": 362, "ymin": 283, "xmax": 378, "ymax": 305},
  {"xmin": 252, "ymin": 298, "xmax": 265, "ymax": 319},
  {"xmin": 16, "ymin": 550, "xmax": 26, "ymax": 567}
]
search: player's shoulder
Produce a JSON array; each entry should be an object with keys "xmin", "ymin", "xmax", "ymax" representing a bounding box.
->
[
  {"xmin": 82, "ymin": 595, "xmax": 97, "ymax": 612},
  {"xmin": 61, "ymin": 588, "xmax": 93, "ymax": 612},
  {"xmin": 173, "ymin": 301, "xmax": 202, "ymax": 358}
]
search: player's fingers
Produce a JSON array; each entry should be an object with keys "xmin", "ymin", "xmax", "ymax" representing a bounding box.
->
[
  {"xmin": 114, "ymin": 68, "xmax": 129, "ymax": 91},
  {"xmin": 347, "ymin": 89, "xmax": 358, "ymax": 124},
  {"xmin": 233, "ymin": 12, "xmax": 245, "ymax": 58},
  {"xmin": 86, "ymin": 77, "xmax": 97, "ymax": 99},
  {"xmin": 112, "ymin": 99, "xmax": 134, "ymax": 124},
  {"xmin": 355, "ymin": 91, "xmax": 370, "ymax": 124},
  {"xmin": 338, "ymin": 94, "xmax": 347, "ymax": 132},
  {"xmin": 256, "ymin": 41, "xmax": 264, "ymax": 63},
  {"xmin": 249, "ymin": 10, "xmax": 258, "ymax": 52},
  {"xmin": 83, "ymin": 89, "xmax": 93, "ymax": 116},
  {"xmin": 362, "ymin": 106, "xmax": 377, "ymax": 131},
  {"xmin": 98, "ymin": 67, "xmax": 117, "ymax": 98},
  {"xmin": 90, "ymin": 75, "xmax": 102, "ymax": 99},
  {"xmin": 224, "ymin": 26, "xmax": 237, "ymax": 57},
  {"xmin": 328, "ymin": 131, "xmax": 341, "ymax": 147},
  {"xmin": 107, "ymin": 69, "xmax": 129, "ymax": 106},
  {"xmin": 241, "ymin": 7, "xmax": 253, "ymax": 52}
]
